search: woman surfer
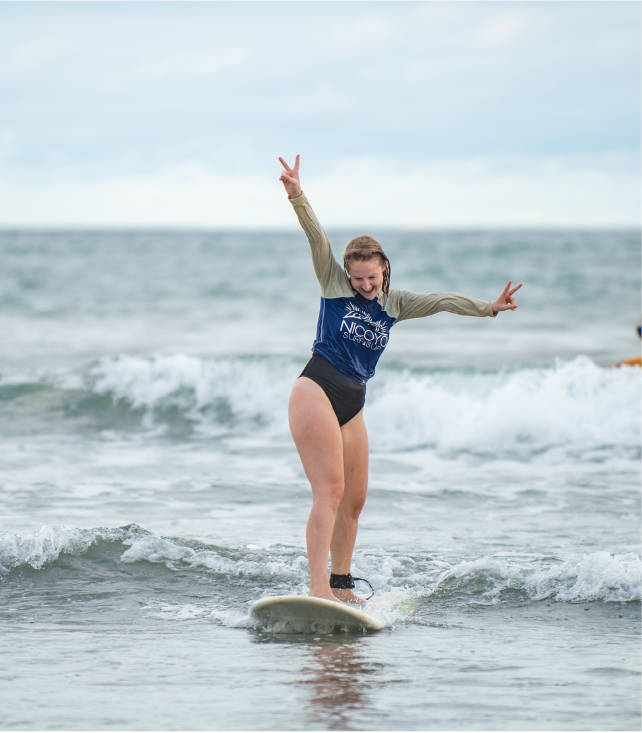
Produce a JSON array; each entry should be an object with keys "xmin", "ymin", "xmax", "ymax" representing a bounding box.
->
[{"xmin": 279, "ymin": 154, "xmax": 523, "ymax": 604}]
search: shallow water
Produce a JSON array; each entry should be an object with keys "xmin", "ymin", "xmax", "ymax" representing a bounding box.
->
[{"xmin": 1, "ymin": 227, "xmax": 640, "ymax": 730}]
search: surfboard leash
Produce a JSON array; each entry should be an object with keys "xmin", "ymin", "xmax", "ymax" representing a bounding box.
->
[{"xmin": 329, "ymin": 572, "xmax": 375, "ymax": 600}]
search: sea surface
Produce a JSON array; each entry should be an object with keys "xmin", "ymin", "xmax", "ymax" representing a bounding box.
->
[{"xmin": 1, "ymin": 226, "xmax": 640, "ymax": 731}]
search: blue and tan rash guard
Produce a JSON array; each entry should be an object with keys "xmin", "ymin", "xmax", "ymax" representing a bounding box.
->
[{"xmin": 290, "ymin": 192, "xmax": 496, "ymax": 383}]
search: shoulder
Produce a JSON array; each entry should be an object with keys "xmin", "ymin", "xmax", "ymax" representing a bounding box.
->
[
  {"xmin": 381, "ymin": 288, "xmax": 447, "ymax": 321},
  {"xmin": 378, "ymin": 288, "xmax": 406, "ymax": 320},
  {"xmin": 324, "ymin": 270, "xmax": 356, "ymax": 299}
]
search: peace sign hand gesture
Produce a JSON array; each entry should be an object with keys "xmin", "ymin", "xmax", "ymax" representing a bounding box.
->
[
  {"xmin": 278, "ymin": 154, "xmax": 302, "ymax": 199},
  {"xmin": 492, "ymin": 280, "xmax": 524, "ymax": 314}
]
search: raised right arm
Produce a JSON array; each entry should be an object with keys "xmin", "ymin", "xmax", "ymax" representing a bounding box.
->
[
  {"xmin": 279, "ymin": 155, "xmax": 350, "ymax": 297},
  {"xmin": 288, "ymin": 192, "xmax": 346, "ymax": 294}
]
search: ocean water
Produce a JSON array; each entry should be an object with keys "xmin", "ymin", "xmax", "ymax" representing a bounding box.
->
[{"xmin": 0, "ymin": 226, "xmax": 640, "ymax": 731}]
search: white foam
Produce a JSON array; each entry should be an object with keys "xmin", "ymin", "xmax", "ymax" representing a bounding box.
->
[
  {"xmin": 141, "ymin": 601, "xmax": 251, "ymax": 627},
  {"xmin": 120, "ymin": 532, "xmax": 309, "ymax": 581},
  {"xmin": 434, "ymin": 551, "xmax": 641, "ymax": 603},
  {"xmin": 368, "ymin": 355, "xmax": 640, "ymax": 456},
  {"xmin": 364, "ymin": 588, "xmax": 419, "ymax": 626},
  {"xmin": 142, "ymin": 601, "xmax": 212, "ymax": 620},
  {"xmin": 526, "ymin": 551, "xmax": 642, "ymax": 602},
  {"xmin": 0, "ymin": 525, "xmax": 131, "ymax": 573},
  {"xmin": 86, "ymin": 352, "xmax": 292, "ymax": 435},
  {"xmin": 3, "ymin": 525, "xmax": 638, "ymax": 613},
  {"xmin": 86, "ymin": 353, "xmax": 640, "ymax": 456},
  {"xmin": 4, "ymin": 353, "xmax": 639, "ymax": 458}
]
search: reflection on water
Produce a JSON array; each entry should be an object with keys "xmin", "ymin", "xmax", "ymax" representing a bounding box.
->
[
  {"xmin": 299, "ymin": 640, "xmax": 384, "ymax": 730},
  {"xmin": 250, "ymin": 629, "xmax": 385, "ymax": 730}
]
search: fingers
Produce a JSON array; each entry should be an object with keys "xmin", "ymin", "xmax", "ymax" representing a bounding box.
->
[
  {"xmin": 280, "ymin": 172, "xmax": 296, "ymax": 185},
  {"xmin": 278, "ymin": 154, "xmax": 301, "ymax": 173},
  {"xmin": 497, "ymin": 280, "xmax": 511, "ymax": 301},
  {"xmin": 499, "ymin": 280, "xmax": 524, "ymax": 302}
]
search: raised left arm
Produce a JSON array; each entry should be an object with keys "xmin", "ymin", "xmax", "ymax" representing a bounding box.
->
[{"xmin": 386, "ymin": 280, "xmax": 524, "ymax": 322}]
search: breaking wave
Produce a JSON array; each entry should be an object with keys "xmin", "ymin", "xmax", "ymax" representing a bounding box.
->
[
  {"xmin": 2, "ymin": 524, "xmax": 639, "ymax": 605},
  {"xmin": 0, "ymin": 353, "xmax": 639, "ymax": 457},
  {"xmin": 428, "ymin": 552, "xmax": 641, "ymax": 604}
]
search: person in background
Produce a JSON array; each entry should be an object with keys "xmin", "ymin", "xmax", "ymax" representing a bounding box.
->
[{"xmin": 612, "ymin": 325, "xmax": 642, "ymax": 368}]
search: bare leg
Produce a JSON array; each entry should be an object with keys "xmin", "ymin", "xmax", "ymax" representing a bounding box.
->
[
  {"xmin": 289, "ymin": 377, "xmax": 344, "ymax": 602},
  {"xmin": 331, "ymin": 410, "xmax": 369, "ymax": 604}
]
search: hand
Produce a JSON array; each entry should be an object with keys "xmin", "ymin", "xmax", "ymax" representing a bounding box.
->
[
  {"xmin": 278, "ymin": 154, "xmax": 302, "ymax": 198},
  {"xmin": 492, "ymin": 280, "xmax": 523, "ymax": 313}
]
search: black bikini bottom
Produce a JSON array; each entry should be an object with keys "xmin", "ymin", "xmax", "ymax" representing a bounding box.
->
[{"xmin": 299, "ymin": 354, "xmax": 366, "ymax": 427}]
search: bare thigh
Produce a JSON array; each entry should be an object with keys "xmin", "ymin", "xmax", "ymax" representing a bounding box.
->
[
  {"xmin": 288, "ymin": 377, "xmax": 344, "ymax": 503},
  {"xmin": 340, "ymin": 410, "xmax": 369, "ymax": 512}
]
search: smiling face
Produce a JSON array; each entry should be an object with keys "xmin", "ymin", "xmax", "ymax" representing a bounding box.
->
[
  {"xmin": 346, "ymin": 257, "xmax": 385, "ymax": 299},
  {"xmin": 343, "ymin": 235, "xmax": 391, "ymax": 297}
]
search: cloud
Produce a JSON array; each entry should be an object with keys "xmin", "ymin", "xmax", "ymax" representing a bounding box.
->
[
  {"xmin": 0, "ymin": 154, "xmax": 637, "ymax": 229},
  {"xmin": 473, "ymin": 11, "xmax": 529, "ymax": 48},
  {"xmin": 0, "ymin": 2, "xmax": 637, "ymax": 228},
  {"xmin": 319, "ymin": 10, "xmax": 402, "ymax": 54},
  {"xmin": 1, "ymin": 39, "xmax": 68, "ymax": 80},
  {"xmin": 312, "ymin": 154, "xmax": 639, "ymax": 229},
  {"xmin": 129, "ymin": 47, "xmax": 252, "ymax": 82}
]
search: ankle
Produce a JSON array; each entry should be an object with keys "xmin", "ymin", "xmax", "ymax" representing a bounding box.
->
[
  {"xmin": 329, "ymin": 571, "xmax": 374, "ymax": 600},
  {"xmin": 329, "ymin": 572, "xmax": 355, "ymax": 589}
]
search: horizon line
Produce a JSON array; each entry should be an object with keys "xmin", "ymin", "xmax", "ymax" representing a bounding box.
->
[{"xmin": 0, "ymin": 223, "xmax": 640, "ymax": 233}]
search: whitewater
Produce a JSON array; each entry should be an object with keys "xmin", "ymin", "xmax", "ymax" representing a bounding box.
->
[{"xmin": 0, "ymin": 227, "xmax": 640, "ymax": 730}]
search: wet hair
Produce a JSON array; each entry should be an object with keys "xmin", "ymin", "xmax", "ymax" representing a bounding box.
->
[{"xmin": 343, "ymin": 235, "xmax": 391, "ymax": 295}]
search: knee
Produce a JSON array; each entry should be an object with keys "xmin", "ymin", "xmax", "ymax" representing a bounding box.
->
[
  {"xmin": 341, "ymin": 492, "xmax": 367, "ymax": 520},
  {"xmin": 322, "ymin": 481, "xmax": 345, "ymax": 513}
]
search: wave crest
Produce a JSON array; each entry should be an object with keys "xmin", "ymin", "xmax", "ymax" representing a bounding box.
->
[
  {"xmin": 2, "ymin": 525, "xmax": 639, "ymax": 604},
  {"xmin": 369, "ymin": 355, "xmax": 640, "ymax": 456},
  {"xmin": 431, "ymin": 551, "xmax": 641, "ymax": 603},
  {"xmin": 1, "ymin": 353, "xmax": 639, "ymax": 457}
]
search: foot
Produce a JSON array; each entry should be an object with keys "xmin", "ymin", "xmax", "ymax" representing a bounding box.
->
[
  {"xmin": 332, "ymin": 588, "xmax": 366, "ymax": 605},
  {"xmin": 308, "ymin": 589, "xmax": 342, "ymax": 604}
]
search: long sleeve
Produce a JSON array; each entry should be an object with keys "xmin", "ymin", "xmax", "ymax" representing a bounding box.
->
[
  {"xmin": 386, "ymin": 289, "xmax": 497, "ymax": 322},
  {"xmin": 288, "ymin": 193, "xmax": 353, "ymax": 298}
]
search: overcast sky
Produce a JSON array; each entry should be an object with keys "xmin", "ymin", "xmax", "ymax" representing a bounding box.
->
[{"xmin": 0, "ymin": 1, "xmax": 639, "ymax": 228}]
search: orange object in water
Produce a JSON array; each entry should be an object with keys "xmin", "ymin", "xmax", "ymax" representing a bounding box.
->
[{"xmin": 613, "ymin": 355, "xmax": 642, "ymax": 367}]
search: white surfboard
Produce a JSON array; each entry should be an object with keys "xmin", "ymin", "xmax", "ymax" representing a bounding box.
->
[{"xmin": 250, "ymin": 595, "xmax": 385, "ymax": 633}]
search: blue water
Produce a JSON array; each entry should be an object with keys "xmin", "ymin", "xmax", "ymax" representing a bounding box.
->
[{"xmin": 0, "ymin": 227, "xmax": 640, "ymax": 730}]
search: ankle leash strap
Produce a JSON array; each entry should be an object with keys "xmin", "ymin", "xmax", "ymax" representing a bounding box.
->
[{"xmin": 329, "ymin": 572, "xmax": 375, "ymax": 600}]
